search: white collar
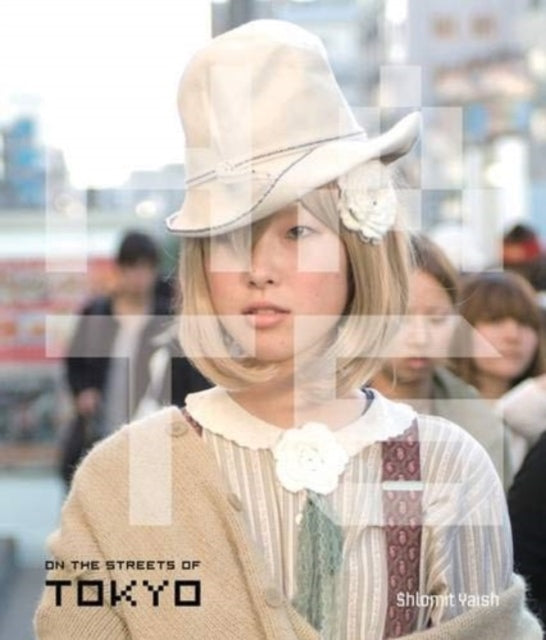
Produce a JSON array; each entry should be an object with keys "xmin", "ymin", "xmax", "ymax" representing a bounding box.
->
[{"xmin": 185, "ymin": 386, "xmax": 416, "ymax": 458}]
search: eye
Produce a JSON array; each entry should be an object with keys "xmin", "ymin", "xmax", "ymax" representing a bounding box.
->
[{"xmin": 286, "ymin": 225, "xmax": 316, "ymax": 239}]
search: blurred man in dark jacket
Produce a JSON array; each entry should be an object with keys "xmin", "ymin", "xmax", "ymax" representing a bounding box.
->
[{"xmin": 61, "ymin": 231, "xmax": 172, "ymax": 483}]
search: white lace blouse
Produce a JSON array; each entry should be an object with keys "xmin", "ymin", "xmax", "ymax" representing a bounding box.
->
[{"xmin": 185, "ymin": 387, "xmax": 512, "ymax": 639}]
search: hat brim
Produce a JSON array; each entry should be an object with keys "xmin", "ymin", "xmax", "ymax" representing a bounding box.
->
[{"xmin": 166, "ymin": 112, "xmax": 420, "ymax": 237}]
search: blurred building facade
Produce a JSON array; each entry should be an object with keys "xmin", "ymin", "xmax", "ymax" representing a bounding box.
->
[
  {"xmin": 380, "ymin": 0, "xmax": 535, "ymax": 267},
  {"xmin": 1, "ymin": 117, "xmax": 47, "ymax": 210},
  {"xmin": 517, "ymin": 0, "xmax": 546, "ymax": 240},
  {"xmin": 212, "ymin": 0, "xmax": 545, "ymax": 268}
]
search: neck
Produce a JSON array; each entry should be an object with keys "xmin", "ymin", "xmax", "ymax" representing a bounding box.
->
[
  {"xmin": 372, "ymin": 370, "xmax": 432, "ymax": 401},
  {"xmin": 372, "ymin": 370, "xmax": 433, "ymax": 413},
  {"xmin": 229, "ymin": 377, "xmax": 366, "ymax": 430},
  {"xmin": 114, "ymin": 292, "xmax": 151, "ymax": 315}
]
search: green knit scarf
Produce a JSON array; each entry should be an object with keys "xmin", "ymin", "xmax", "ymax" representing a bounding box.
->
[{"xmin": 292, "ymin": 491, "xmax": 344, "ymax": 635}]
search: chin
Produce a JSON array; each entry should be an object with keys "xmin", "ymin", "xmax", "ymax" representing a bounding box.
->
[
  {"xmin": 252, "ymin": 352, "xmax": 293, "ymax": 365},
  {"xmin": 397, "ymin": 367, "xmax": 431, "ymax": 385}
]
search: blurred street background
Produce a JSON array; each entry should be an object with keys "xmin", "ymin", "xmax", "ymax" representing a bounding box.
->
[{"xmin": 2, "ymin": 0, "xmax": 546, "ymax": 637}]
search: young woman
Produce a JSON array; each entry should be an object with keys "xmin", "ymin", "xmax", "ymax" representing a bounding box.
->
[
  {"xmin": 452, "ymin": 271, "xmax": 546, "ymax": 474},
  {"xmin": 35, "ymin": 20, "xmax": 540, "ymax": 640},
  {"xmin": 372, "ymin": 235, "xmax": 506, "ymax": 483}
]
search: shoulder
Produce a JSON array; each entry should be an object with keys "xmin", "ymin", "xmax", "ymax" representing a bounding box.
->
[
  {"xmin": 417, "ymin": 410, "xmax": 496, "ymax": 475},
  {"xmin": 72, "ymin": 406, "xmax": 184, "ymax": 488},
  {"xmin": 432, "ymin": 366, "xmax": 481, "ymax": 400},
  {"xmin": 368, "ymin": 390, "xmax": 494, "ymax": 474},
  {"xmin": 47, "ymin": 407, "xmax": 187, "ymax": 569},
  {"xmin": 366, "ymin": 394, "xmax": 504, "ymax": 514},
  {"xmin": 369, "ymin": 389, "xmax": 479, "ymax": 450},
  {"xmin": 417, "ymin": 412, "xmax": 506, "ymax": 522},
  {"xmin": 79, "ymin": 295, "xmax": 112, "ymax": 316}
]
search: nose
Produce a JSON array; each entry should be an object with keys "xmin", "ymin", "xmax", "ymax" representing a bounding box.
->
[
  {"xmin": 500, "ymin": 317, "xmax": 523, "ymax": 341},
  {"xmin": 247, "ymin": 233, "xmax": 278, "ymax": 288},
  {"xmin": 405, "ymin": 315, "xmax": 430, "ymax": 347}
]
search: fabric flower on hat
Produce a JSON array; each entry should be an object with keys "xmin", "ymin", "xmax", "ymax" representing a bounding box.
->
[
  {"xmin": 337, "ymin": 160, "xmax": 397, "ymax": 244},
  {"xmin": 272, "ymin": 422, "xmax": 349, "ymax": 495}
]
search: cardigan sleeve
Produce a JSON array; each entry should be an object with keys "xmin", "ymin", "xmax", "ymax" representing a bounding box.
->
[
  {"xmin": 34, "ymin": 447, "xmax": 129, "ymax": 639},
  {"xmin": 419, "ymin": 416, "xmax": 513, "ymax": 627}
]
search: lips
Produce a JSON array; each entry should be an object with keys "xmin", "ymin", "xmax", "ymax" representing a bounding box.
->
[
  {"xmin": 405, "ymin": 357, "xmax": 430, "ymax": 369},
  {"xmin": 242, "ymin": 303, "xmax": 290, "ymax": 315},
  {"xmin": 242, "ymin": 302, "xmax": 290, "ymax": 329}
]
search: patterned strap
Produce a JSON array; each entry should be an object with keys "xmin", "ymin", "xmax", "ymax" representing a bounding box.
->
[
  {"xmin": 181, "ymin": 405, "xmax": 422, "ymax": 637},
  {"xmin": 381, "ymin": 419, "xmax": 422, "ymax": 639},
  {"xmin": 180, "ymin": 406, "xmax": 203, "ymax": 437}
]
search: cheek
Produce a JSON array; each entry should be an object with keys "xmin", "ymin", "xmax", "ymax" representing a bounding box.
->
[
  {"xmin": 298, "ymin": 272, "xmax": 349, "ymax": 313},
  {"xmin": 387, "ymin": 321, "xmax": 417, "ymax": 358},
  {"xmin": 522, "ymin": 331, "xmax": 539, "ymax": 362},
  {"xmin": 432, "ymin": 322, "xmax": 456, "ymax": 351},
  {"xmin": 472, "ymin": 326, "xmax": 499, "ymax": 359},
  {"xmin": 206, "ymin": 273, "xmax": 239, "ymax": 313}
]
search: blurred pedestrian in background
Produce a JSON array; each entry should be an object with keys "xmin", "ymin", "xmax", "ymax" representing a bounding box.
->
[
  {"xmin": 133, "ymin": 323, "xmax": 211, "ymax": 418},
  {"xmin": 503, "ymin": 223, "xmax": 546, "ymax": 291},
  {"xmin": 372, "ymin": 234, "xmax": 505, "ymax": 482},
  {"xmin": 59, "ymin": 230, "xmax": 172, "ymax": 485},
  {"xmin": 503, "ymin": 223, "xmax": 542, "ymax": 268},
  {"xmin": 451, "ymin": 271, "xmax": 546, "ymax": 480},
  {"xmin": 508, "ymin": 429, "xmax": 546, "ymax": 633},
  {"xmin": 502, "ymin": 222, "xmax": 546, "ymax": 335}
]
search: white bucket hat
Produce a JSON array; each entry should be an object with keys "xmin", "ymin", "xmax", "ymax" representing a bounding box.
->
[{"xmin": 166, "ymin": 19, "xmax": 420, "ymax": 239}]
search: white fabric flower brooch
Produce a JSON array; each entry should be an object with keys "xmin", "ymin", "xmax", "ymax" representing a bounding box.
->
[
  {"xmin": 337, "ymin": 160, "xmax": 397, "ymax": 244},
  {"xmin": 272, "ymin": 422, "xmax": 349, "ymax": 495}
]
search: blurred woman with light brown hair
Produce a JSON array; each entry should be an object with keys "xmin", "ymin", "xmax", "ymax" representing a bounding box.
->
[
  {"xmin": 373, "ymin": 234, "xmax": 506, "ymax": 482},
  {"xmin": 451, "ymin": 270, "xmax": 546, "ymax": 475}
]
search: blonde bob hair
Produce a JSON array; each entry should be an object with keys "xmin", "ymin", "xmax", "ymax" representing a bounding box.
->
[{"xmin": 178, "ymin": 177, "xmax": 410, "ymax": 396}]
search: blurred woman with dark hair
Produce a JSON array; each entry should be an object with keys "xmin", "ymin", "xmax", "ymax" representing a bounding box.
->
[
  {"xmin": 372, "ymin": 234, "xmax": 506, "ymax": 482},
  {"xmin": 451, "ymin": 271, "xmax": 546, "ymax": 476}
]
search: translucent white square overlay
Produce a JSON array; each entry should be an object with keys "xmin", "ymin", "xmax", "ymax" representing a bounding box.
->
[
  {"xmin": 51, "ymin": 313, "xmax": 502, "ymax": 361},
  {"xmin": 129, "ymin": 414, "xmax": 172, "ymax": 526},
  {"xmin": 308, "ymin": 481, "xmax": 505, "ymax": 527},
  {"xmin": 421, "ymin": 107, "xmax": 463, "ymax": 190},
  {"xmin": 45, "ymin": 190, "xmax": 88, "ymax": 274},
  {"xmin": 44, "ymin": 146, "xmax": 88, "ymax": 273},
  {"xmin": 422, "ymin": 398, "xmax": 505, "ymax": 477},
  {"xmin": 397, "ymin": 188, "xmax": 422, "ymax": 231},
  {"xmin": 205, "ymin": 195, "xmax": 417, "ymax": 276},
  {"xmin": 178, "ymin": 314, "xmax": 256, "ymax": 358},
  {"xmin": 461, "ymin": 189, "xmax": 505, "ymax": 271},
  {"xmin": 429, "ymin": 215, "xmax": 500, "ymax": 274},
  {"xmin": 383, "ymin": 315, "xmax": 503, "ymax": 359},
  {"xmin": 282, "ymin": 316, "xmax": 501, "ymax": 360},
  {"xmin": 46, "ymin": 315, "xmax": 178, "ymax": 358},
  {"xmin": 298, "ymin": 203, "xmax": 343, "ymax": 273},
  {"xmin": 45, "ymin": 314, "xmax": 81, "ymax": 359},
  {"xmin": 208, "ymin": 228, "xmax": 252, "ymax": 272},
  {"xmin": 379, "ymin": 65, "xmax": 422, "ymax": 108},
  {"xmin": 206, "ymin": 206, "xmax": 343, "ymax": 275}
]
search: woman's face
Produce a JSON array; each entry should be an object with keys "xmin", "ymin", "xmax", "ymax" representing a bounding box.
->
[
  {"xmin": 472, "ymin": 317, "xmax": 538, "ymax": 385},
  {"xmin": 383, "ymin": 269, "xmax": 456, "ymax": 385},
  {"xmin": 205, "ymin": 202, "xmax": 349, "ymax": 369}
]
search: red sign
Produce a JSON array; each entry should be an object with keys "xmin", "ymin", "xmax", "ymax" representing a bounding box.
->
[{"xmin": 0, "ymin": 258, "xmax": 115, "ymax": 362}]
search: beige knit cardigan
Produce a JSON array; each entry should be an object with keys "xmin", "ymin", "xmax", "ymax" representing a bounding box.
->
[{"xmin": 34, "ymin": 407, "xmax": 542, "ymax": 639}]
